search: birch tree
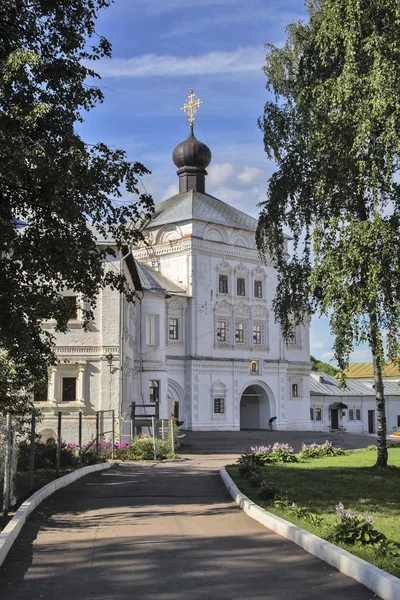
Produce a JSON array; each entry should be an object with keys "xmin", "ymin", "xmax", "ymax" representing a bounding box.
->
[{"xmin": 257, "ymin": 0, "xmax": 400, "ymax": 467}]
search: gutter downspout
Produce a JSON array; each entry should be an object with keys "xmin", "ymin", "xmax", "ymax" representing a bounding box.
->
[{"xmin": 119, "ymin": 247, "xmax": 132, "ymax": 419}]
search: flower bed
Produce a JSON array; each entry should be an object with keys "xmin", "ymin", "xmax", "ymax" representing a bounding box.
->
[{"xmin": 227, "ymin": 446, "xmax": 400, "ymax": 577}]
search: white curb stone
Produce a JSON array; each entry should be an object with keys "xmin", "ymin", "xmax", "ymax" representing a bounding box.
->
[
  {"xmin": 0, "ymin": 462, "xmax": 111, "ymax": 568},
  {"xmin": 220, "ymin": 466, "xmax": 400, "ymax": 600}
]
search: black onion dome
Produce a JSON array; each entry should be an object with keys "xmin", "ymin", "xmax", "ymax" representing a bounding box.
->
[{"xmin": 173, "ymin": 127, "xmax": 212, "ymax": 170}]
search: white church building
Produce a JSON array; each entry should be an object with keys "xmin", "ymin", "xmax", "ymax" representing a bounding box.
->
[{"xmin": 36, "ymin": 93, "xmax": 312, "ymax": 441}]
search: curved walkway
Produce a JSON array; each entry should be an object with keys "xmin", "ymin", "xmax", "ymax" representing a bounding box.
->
[{"xmin": 0, "ymin": 455, "xmax": 376, "ymax": 600}]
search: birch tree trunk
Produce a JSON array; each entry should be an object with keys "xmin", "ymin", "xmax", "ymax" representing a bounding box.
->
[{"xmin": 370, "ymin": 312, "xmax": 388, "ymax": 468}]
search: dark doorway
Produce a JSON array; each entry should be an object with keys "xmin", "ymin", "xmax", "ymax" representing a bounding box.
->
[
  {"xmin": 173, "ymin": 401, "xmax": 180, "ymax": 420},
  {"xmin": 368, "ymin": 410, "xmax": 375, "ymax": 434},
  {"xmin": 331, "ymin": 409, "xmax": 339, "ymax": 430}
]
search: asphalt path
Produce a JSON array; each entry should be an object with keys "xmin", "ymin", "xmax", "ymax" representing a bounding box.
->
[{"xmin": 0, "ymin": 453, "xmax": 378, "ymax": 600}]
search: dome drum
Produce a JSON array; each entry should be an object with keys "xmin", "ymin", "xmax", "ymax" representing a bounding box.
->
[
  {"xmin": 172, "ymin": 127, "xmax": 212, "ymax": 193},
  {"xmin": 176, "ymin": 165, "xmax": 208, "ymax": 195}
]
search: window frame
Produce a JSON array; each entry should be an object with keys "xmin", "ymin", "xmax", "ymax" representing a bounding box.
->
[
  {"xmin": 235, "ymin": 321, "xmax": 244, "ymax": 344},
  {"xmin": 315, "ymin": 407, "xmax": 322, "ymax": 421},
  {"xmin": 348, "ymin": 409, "xmax": 354, "ymax": 421},
  {"xmin": 310, "ymin": 407, "xmax": 314, "ymax": 421},
  {"xmin": 237, "ymin": 277, "xmax": 245, "ymax": 296},
  {"xmin": 219, "ymin": 274, "xmax": 228, "ymax": 294},
  {"xmin": 254, "ymin": 280, "xmax": 263, "ymax": 298},
  {"xmin": 149, "ymin": 380, "xmax": 160, "ymax": 403},
  {"xmin": 62, "ymin": 377, "xmax": 77, "ymax": 402},
  {"xmin": 217, "ymin": 320, "xmax": 227, "ymax": 342},
  {"xmin": 169, "ymin": 317, "xmax": 178, "ymax": 340},
  {"xmin": 356, "ymin": 408, "xmax": 361, "ymax": 421},
  {"xmin": 64, "ymin": 295, "xmax": 78, "ymax": 320},
  {"xmin": 291, "ymin": 383, "xmax": 299, "ymax": 398},
  {"xmin": 252, "ymin": 323, "xmax": 261, "ymax": 345},
  {"xmin": 214, "ymin": 397, "xmax": 225, "ymax": 414}
]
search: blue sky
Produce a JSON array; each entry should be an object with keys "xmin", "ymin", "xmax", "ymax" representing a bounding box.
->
[{"xmin": 80, "ymin": 0, "xmax": 372, "ymax": 366}]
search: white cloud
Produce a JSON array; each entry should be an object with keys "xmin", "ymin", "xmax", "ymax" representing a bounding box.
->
[
  {"xmin": 322, "ymin": 352, "xmax": 335, "ymax": 361},
  {"xmin": 349, "ymin": 349, "xmax": 372, "ymax": 361},
  {"xmin": 207, "ymin": 163, "xmax": 235, "ymax": 186},
  {"xmin": 91, "ymin": 47, "xmax": 263, "ymax": 78},
  {"xmin": 312, "ymin": 342, "xmax": 325, "ymax": 349},
  {"xmin": 208, "ymin": 162, "xmax": 265, "ymax": 187},
  {"xmin": 162, "ymin": 183, "xmax": 179, "ymax": 200}
]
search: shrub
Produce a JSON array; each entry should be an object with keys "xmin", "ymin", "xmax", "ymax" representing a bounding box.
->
[
  {"xmin": 237, "ymin": 452, "xmax": 260, "ymax": 477},
  {"xmin": 251, "ymin": 443, "xmax": 297, "ymax": 464},
  {"xmin": 298, "ymin": 440, "xmax": 346, "ymax": 460},
  {"xmin": 331, "ymin": 503, "xmax": 396, "ymax": 554},
  {"xmin": 274, "ymin": 498, "xmax": 324, "ymax": 525},
  {"xmin": 129, "ymin": 436, "xmax": 175, "ymax": 461},
  {"xmin": 257, "ymin": 479, "xmax": 278, "ymax": 501},
  {"xmin": 17, "ymin": 439, "xmax": 79, "ymax": 471}
]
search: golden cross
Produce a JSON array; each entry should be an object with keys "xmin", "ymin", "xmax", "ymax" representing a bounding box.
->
[{"xmin": 181, "ymin": 89, "xmax": 202, "ymax": 126}]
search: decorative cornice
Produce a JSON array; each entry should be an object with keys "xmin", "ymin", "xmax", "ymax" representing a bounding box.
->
[
  {"xmin": 56, "ymin": 346, "xmax": 119, "ymax": 355},
  {"xmin": 134, "ymin": 237, "xmax": 271, "ymax": 265}
]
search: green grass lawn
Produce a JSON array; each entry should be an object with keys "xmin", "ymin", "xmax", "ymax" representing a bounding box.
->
[{"xmin": 226, "ymin": 447, "xmax": 400, "ymax": 577}]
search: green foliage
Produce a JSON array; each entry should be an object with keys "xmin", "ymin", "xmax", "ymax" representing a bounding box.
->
[
  {"xmin": 251, "ymin": 443, "xmax": 298, "ymax": 464},
  {"xmin": 128, "ymin": 436, "xmax": 175, "ymax": 461},
  {"xmin": 331, "ymin": 504, "xmax": 398, "ymax": 556},
  {"xmin": 227, "ymin": 447, "xmax": 400, "ymax": 576},
  {"xmin": 257, "ymin": 479, "xmax": 278, "ymax": 502},
  {"xmin": 299, "ymin": 441, "xmax": 346, "ymax": 460},
  {"xmin": 17, "ymin": 439, "xmax": 100, "ymax": 471},
  {"xmin": 0, "ymin": 1, "xmax": 154, "ymax": 400},
  {"xmin": 237, "ymin": 452, "xmax": 260, "ymax": 476},
  {"xmin": 310, "ymin": 355, "xmax": 339, "ymax": 376},
  {"xmin": 274, "ymin": 499, "xmax": 325, "ymax": 526},
  {"xmin": 257, "ymin": 0, "xmax": 400, "ymax": 466},
  {"xmin": 0, "ymin": 350, "xmax": 34, "ymax": 416}
]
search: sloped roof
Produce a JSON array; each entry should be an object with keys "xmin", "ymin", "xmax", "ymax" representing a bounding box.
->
[
  {"xmin": 136, "ymin": 261, "xmax": 189, "ymax": 297},
  {"xmin": 310, "ymin": 372, "xmax": 400, "ymax": 396},
  {"xmin": 338, "ymin": 362, "xmax": 400, "ymax": 379},
  {"xmin": 148, "ymin": 189, "xmax": 258, "ymax": 232}
]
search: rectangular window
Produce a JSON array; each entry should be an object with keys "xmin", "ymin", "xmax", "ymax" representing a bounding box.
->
[
  {"xmin": 291, "ymin": 383, "xmax": 299, "ymax": 398},
  {"xmin": 219, "ymin": 274, "xmax": 228, "ymax": 294},
  {"xmin": 169, "ymin": 318, "xmax": 178, "ymax": 340},
  {"xmin": 254, "ymin": 280, "xmax": 262, "ymax": 298},
  {"xmin": 356, "ymin": 409, "xmax": 361, "ymax": 421},
  {"xmin": 288, "ymin": 331, "xmax": 297, "ymax": 345},
  {"xmin": 146, "ymin": 315, "xmax": 158, "ymax": 346},
  {"xmin": 397, "ymin": 415, "xmax": 400, "ymax": 427},
  {"xmin": 149, "ymin": 380, "xmax": 160, "ymax": 403},
  {"xmin": 65, "ymin": 296, "xmax": 78, "ymax": 320},
  {"xmin": 253, "ymin": 324, "xmax": 261, "ymax": 345},
  {"xmin": 33, "ymin": 377, "xmax": 48, "ymax": 402},
  {"xmin": 349, "ymin": 409, "xmax": 354, "ymax": 421},
  {"xmin": 214, "ymin": 398, "xmax": 225, "ymax": 414},
  {"xmin": 217, "ymin": 320, "xmax": 226, "ymax": 342},
  {"xmin": 310, "ymin": 408, "xmax": 314, "ymax": 421},
  {"xmin": 235, "ymin": 322, "xmax": 244, "ymax": 343},
  {"xmin": 62, "ymin": 377, "xmax": 76, "ymax": 402},
  {"xmin": 237, "ymin": 278, "xmax": 245, "ymax": 296},
  {"xmin": 315, "ymin": 407, "xmax": 322, "ymax": 421}
]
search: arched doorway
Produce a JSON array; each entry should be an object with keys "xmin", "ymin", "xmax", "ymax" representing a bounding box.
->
[
  {"xmin": 240, "ymin": 384, "xmax": 271, "ymax": 430},
  {"xmin": 167, "ymin": 379, "xmax": 185, "ymax": 424}
]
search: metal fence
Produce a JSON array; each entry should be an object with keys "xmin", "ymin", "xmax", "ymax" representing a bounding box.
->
[
  {"xmin": 1, "ymin": 410, "xmax": 177, "ymax": 513},
  {"xmin": 0, "ymin": 410, "xmax": 119, "ymax": 513}
]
